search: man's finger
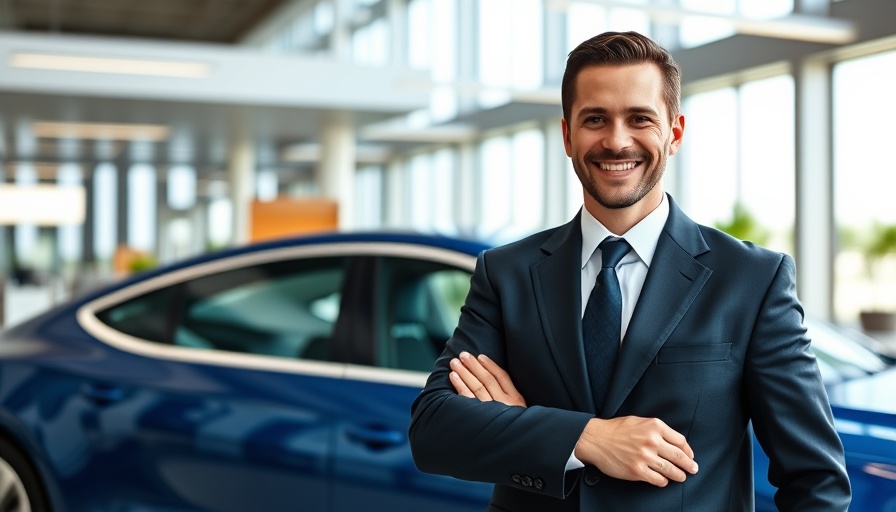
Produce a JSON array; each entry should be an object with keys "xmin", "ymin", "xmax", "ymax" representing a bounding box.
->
[
  {"xmin": 451, "ymin": 357, "xmax": 493, "ymax": 401},
  {"xmin": 449, "ymin": 371, "xmax": 475, "ymax": 398},
  {"xmin": 662, "ymin": 427, "xmax": 695, "ymax": 460},
  {"xmin": 459, "ymin": 352, "xmax": 501, "ymax": 395},
  {"xmin": 477, "ymin": 354, "xmax": 516, "ymax": 395}
]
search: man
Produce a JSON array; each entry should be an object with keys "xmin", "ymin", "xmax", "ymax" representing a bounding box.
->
[{"xmin": 408, "ymin": 31, "xmax": 850, "ymax": 511}]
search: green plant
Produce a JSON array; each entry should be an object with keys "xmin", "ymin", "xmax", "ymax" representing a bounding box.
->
[
  {"xmin": 864, "ymin": 224, "xmax": 896, "ymax": 279},
  {"xmin": 128, "ymin": 254, "xmax": 158, "ymax": 274},
  {"xmin": 714, "ymin": 202, "xmax": 770, "ymax": 246}
]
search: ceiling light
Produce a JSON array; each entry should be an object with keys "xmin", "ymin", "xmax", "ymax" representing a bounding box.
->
[
  {"xmin": 547, "ymin": 0, "xmax": 857, "ymax": 45},
  {"xmin": 10, "ymin": 52, "xmax": 213, "ymax": 78},
  {"xmin": 0, "ymin": 184, "xmax": 85, "ymax": 226},
  {"xmin": 32, "ymin": 121, "xmax": 170, "ymax": 141}
]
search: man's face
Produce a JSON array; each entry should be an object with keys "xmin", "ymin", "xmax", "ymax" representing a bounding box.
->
[{"xmin": 562, "ymin": 63, "xmax": 684, "ymax": 214}]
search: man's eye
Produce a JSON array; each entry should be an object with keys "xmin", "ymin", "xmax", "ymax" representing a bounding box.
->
[
  {"xmin": 584, "ymin": 116, "xmax": 605, "ymax": 124},
  {"xmin": 633, "ymin": 116, "xmax": 651, "ymax": 124}
]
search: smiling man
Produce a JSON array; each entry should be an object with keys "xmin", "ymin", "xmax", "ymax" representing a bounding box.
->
[{"xmin": 409, "ymin": 31, "xmax": 851, "ymax": 511}]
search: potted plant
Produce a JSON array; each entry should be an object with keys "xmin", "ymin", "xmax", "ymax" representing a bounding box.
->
[
  {"xmin": 859, "ymin": 223, "xmax": 896, "ymax": 332},
  {"xmin": 714, "ymin": 202, "xmax": 770, "ymax": 246}
]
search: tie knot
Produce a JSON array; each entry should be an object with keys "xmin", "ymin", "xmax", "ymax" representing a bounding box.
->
[{"xmin": 599, "ymin": 237, "xmax": 630, "ymax": 269}]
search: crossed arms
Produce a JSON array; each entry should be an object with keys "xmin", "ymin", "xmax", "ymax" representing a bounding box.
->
[{"xmin": 449, "ymin": 351, "xmax": 698, "ymax": 488}]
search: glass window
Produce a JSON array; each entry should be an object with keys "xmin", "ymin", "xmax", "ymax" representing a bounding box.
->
[
  {"xmin": 96, "ymin": 257, "xmax": 349, "ymax": 362},
  {"xmin": 738, "ymin": 75, "xmax": 794, "ymax": 254},
  {"xmin": 479, "ymin": 0, "xmax": 543, "ymax": 99},
  {"xmin": 680, "ymin": 76, "xmax": 794, "ymax": 254},
  {"xmin": 128, "ymin": 164, "xmax": 156, "ymax": 252},
  {"xmin": 833, "ymin": 50, "xmax": 896, "ymax": 321},
  {"xmin": 376, "ymin": 257, "xmax": 472, "ymax": 372},
  {"xmin": 479, "ymin": 129, "xmax": 546, "ymax": 240},
  {"xmin": 93, "ymin": 163, "xmax": 118, "ymax": 260},
  {"xmin": 679, "ymin": 88, "xmax": 739, "ymax": 225},
  {"xmin": 97, "ymin": 286, "xmax": 178, "ymax": 344}
]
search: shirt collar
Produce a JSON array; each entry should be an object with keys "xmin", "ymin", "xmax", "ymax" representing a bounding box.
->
[{"xmin": 580, "ymin": 193, "xmax": 670, "ymax": 269}]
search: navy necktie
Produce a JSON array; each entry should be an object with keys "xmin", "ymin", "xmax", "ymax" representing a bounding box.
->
[{"xmin": 582, "ymin": 237, "xmax": 631, "ymax": 414}]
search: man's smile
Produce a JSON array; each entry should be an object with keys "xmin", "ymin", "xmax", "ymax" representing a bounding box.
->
[{"xmin": 597, "ymin": 161, "xmax": 640, "ymax": 171}]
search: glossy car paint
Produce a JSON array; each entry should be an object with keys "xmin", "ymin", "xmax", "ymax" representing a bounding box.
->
[{"xmin": 0, "ymin": 231, "xmax": 893, "ymax": 511}]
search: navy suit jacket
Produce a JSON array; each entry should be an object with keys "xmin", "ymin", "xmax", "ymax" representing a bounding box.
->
[{"xmin": 409, "ymin": 196, "xmax": 850, "ymax": 511}]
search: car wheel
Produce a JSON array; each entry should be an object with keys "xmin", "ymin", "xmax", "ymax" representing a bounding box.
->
[{"xmin": 0, "ymin": 437, "xmax": 50, "ymax": 512}]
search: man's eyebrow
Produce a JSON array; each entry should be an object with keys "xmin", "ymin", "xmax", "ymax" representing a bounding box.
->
[{"xmin": 576, "ymin": 106, "xmax": 660, "ymax": 119}]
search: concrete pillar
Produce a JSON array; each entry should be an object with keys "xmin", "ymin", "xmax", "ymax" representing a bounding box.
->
[
  {"xmin": 794, "ymin": 59, "xmax": 834, "ymax": 320},
  {"xmin": 116, "ymin": 164, "xmax": 127, "ymax": 249},
  {"xmin": 318, "ymin": 113, "xmax": 356, "ymax": 230},
  {"xmin": 384, "ymin": 158, "xmax": 405, "ymax": 228},
  {"xmin": 228, "ymin": 140, "xmax": 256, "ymax": 245},
  {"xmin": 191, "ymin": 198, "xmax": 209, "ymax": 255},
  {"xmin": 330, "ymin": 0, "xmax": 351, "ymax": 60},
  {"xmin": 81, "ymin": 173, "xmax": 95, "ymax": 265},
  {"xmin": 388, "ymin": 0, "xmax": 407, "ymax": 66}
]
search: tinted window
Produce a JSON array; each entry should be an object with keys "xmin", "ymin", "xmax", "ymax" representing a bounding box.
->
[
  {"xmin": 98, "ymin": 256, "xmax": 349, "ymax": 362},
  {"xmin": 97, "ymin": 286, "xmax": 177, "ymax": 343},
  {"xmin": 377, "ymin": 257, "xmax": 472, "ymax": 372}
]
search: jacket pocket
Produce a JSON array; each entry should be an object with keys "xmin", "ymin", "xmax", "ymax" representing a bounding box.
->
[{"xmin": 656, "ymin": 343, "xmax": 732, "ymax": 364}]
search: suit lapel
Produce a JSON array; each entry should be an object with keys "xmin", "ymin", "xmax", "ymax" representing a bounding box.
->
[
  {"xmin": 531, "ymin": 214, "xmax": 595, "ymax": 413},
  {"xmin": 603, "ymin": 198, "xmax": 713, "ymax": 417}
]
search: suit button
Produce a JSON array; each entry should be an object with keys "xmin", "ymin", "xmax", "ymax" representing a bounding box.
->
[
  {"xmin": 512, "ymin": 474, "xmax": 522, "ymax": 485},
  {"xmin": 521, "ymin": 476, "xmax": 533, "ymax": 487},
  {"xmin": 534, "ymin": 478, "xmax": 544, "ymax": 490},
  {"xmin": 584, "ymin": 467, "xmax": 601, "ymax": 486}
]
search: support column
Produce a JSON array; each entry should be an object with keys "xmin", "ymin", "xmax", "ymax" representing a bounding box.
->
[
  {"xmin": 384, "ymin": 158, "xmax": 405, "ymax": 228},
  {"xmin": 794, "ymin": 59, "xmax": 834, "ymax": 320},
  {"xmin": 318, "ymin": 113, "xmax": 356, "ymax": 230},
  {"xmin": 387, "ymin": 0, "xmax": 407, "ymax": 66},
  {"xmin": 229, "ymin": 140, "xmax": 256, "ymax": 245},
  {"xmin": 330, "ymin": 0, "xmax": 351, "ymax": 60},
  {"xmin": 81, "ymin": 172, "xmax": 95, "ymax": 265},
  {"xmin": 116, "ymin": 165, "xmax": 128, "ymax": 249}
]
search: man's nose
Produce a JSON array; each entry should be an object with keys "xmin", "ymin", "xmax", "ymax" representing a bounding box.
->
[{"xmin": 602, "ymin": 123, "xmax": 633, "ymax": 152}]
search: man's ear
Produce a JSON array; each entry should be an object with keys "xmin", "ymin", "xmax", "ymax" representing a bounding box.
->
[
  {"xmin": 561, "ymin": 117, "xmax": 572, "ymax": 157},
  {"xmin": 669, "ymin": 113, "xmax": 685, "ymax": 155}
]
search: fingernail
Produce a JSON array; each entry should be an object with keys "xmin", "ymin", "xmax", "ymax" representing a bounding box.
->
[
  {"xmin": 460, "ymin": 351, "xmax": 471, "ymax": 360},
  {"xmin": 477, "ymin": 354, "xmax": 489, "ymax": 363},
  {"xmin": 692, "ymin": 463, "xmax": 699, "ymax": 473},
  {"xmin": 450, "ymin": 358, "xmax": 460, "ymax": 368}
]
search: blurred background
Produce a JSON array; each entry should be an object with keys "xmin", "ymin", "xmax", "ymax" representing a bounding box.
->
[{"xmin": 0, "ymin": 0, "xmax": 893, "ymax": 341}]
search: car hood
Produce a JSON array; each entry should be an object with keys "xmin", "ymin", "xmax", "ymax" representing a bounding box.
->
[{"xmin": 827, "ymin": 366, "xmax": 896, "ymax": 417}]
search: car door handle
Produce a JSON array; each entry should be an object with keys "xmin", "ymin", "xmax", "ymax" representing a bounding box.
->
[
  {"xmin": 81, "ymin": 383, "xmax": 125, "ymax": 405},
  {"xmin": 345, "ymin": 425, "xmax": 405, "ymax": 450}
]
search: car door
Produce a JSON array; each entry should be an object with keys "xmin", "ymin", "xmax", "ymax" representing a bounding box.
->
[
  {"xmin": 86, "ymin": 252, "xmax": 361, "ymax": 511},
  {"xmin": 330, "ymin": 253, "xmax": 493, "ymax": 512}
]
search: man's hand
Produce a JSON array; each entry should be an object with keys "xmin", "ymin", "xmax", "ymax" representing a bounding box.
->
[
  {"xmin": 449, "ymin": 351, "xmax": 526, "ymax": 407},
  {"xmin": 450, "ymin": 352, "xmax": 698, "ymax": 488},
  {"xmin": 575, "ymin": 416, "xmax": 699, "ymax": 487}
]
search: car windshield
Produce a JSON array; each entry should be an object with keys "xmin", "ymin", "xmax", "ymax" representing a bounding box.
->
[{"xmin": 805, "ymin": 317, "xmax": 893, "ymax": 383}]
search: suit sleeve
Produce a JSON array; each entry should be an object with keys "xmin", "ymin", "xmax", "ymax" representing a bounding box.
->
[
  {"xmin": 744, "ymin": 254, "xmax": 851, "ymax": 511},
  {"xmin": 409, "ymin": 251, "xmax": 593, "ymax": 499}
]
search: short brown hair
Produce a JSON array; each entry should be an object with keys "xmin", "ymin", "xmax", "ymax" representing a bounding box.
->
[{"xmin": 561, "ymin": 31, "xmax": 681, "ymax": 123}]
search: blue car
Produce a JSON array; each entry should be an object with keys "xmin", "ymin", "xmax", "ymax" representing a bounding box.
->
[{"xmin": 0, "ymin": 232, "xmax": 893, "ymax": 511}]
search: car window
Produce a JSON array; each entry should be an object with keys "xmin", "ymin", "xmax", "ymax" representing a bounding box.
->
[
  {"xmin": 97, "ymin": 286, "xmax": 177, "ymax": 343},
  {"xmin": 806, "ymin": 318, "xmax": 891, "ymax": 383},
  {"xmin": 97, "ymin": 256, "xmax": 350, "ymax": 362},
  {"xmin": 377, "ymin": 257, "xmax": 472, "ymax": 372}
]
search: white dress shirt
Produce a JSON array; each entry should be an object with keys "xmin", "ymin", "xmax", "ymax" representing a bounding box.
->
[
  {"xmin": 580, "ymin": 194, "xmax": 670, "ymax": 335},
  {"xmin": 566, "ymin": 194, "xmax": 670, "ymax": 471}
]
